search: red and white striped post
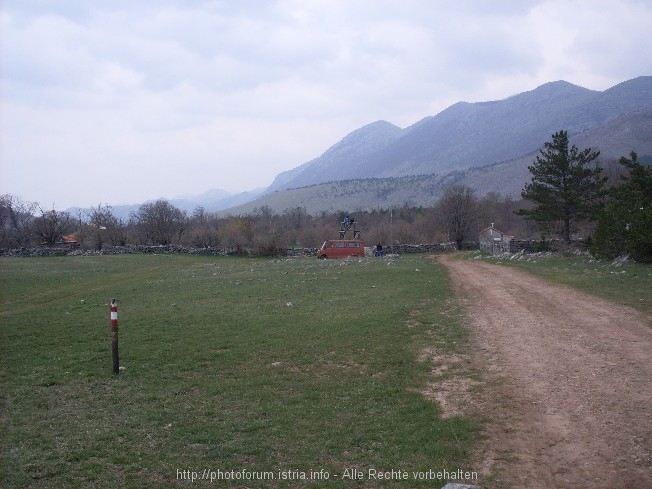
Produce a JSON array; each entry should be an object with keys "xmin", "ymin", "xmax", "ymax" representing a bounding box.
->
[{"xmin": 110, "ymin": 299, "xmax": 119, "ymax": 374}]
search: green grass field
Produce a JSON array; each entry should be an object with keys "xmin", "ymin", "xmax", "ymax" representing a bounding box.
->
[{"xmin": 1, "ymin": 254, "xmax": 478, "ymax": 488}]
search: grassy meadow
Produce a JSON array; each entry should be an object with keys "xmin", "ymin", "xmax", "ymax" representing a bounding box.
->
[{"xmin": 1, "ymin": 254, "xmax": 478, "ymax": 488}]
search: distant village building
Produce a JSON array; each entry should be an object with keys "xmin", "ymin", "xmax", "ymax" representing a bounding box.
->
[
  {"xmin": 478, "ymin": 224, "xmax": 514, "ymax": 255},
  {"xmin": 60, "ymin": 234, "xmax": 78, "ymax": 249}
]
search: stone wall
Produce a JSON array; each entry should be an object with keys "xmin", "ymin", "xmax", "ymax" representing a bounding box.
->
[
  {"xmin": 378, "ymin": 242, "xmax": 463, "ymax": 254},
  {"xmin": 508, "ymin": 239, "xmax": 587, "ymax": 254},
  {"xmin": 0, "ymin": 245, "xmax": 230, "ymax": 257},
  {"xmin": 1, "ymin": 242, "xmax": 478, "ymax": 258}
]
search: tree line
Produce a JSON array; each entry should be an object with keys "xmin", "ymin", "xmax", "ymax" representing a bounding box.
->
[
  {"xmin": 1, "ymin": 131, "xmax": 650, "ymax": 261},
  {"xmin": 516, "ymin": 130, "xmax": 651, "ymax": 262},
  {"xmin": 0, "ymin": 192, "xmax": 529, "ymax": 254}
]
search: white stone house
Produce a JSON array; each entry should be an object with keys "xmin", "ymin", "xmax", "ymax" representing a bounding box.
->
[{"xmin": 478, "ymin": 224, "xmax": 514, "ymax": 255}]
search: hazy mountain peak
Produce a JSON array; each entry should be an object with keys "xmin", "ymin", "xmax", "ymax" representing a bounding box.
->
[
  {"xmin": 604, "ymin": 75, "xmax": 652, "ymax": 94},
  {"xmin": 320, "ymin": 120, "xmax": 403, "ymax": 159},
  {"xmin": 531, "ymin": 79, "xmax": 590, "ymax": 93},
  {"xmin": 502, "ymin": 80, "xmax": 596, "ymax": 108},
  {"xmin": 266, "ymin": 119, "xmax": 404, "ymax": 192}
]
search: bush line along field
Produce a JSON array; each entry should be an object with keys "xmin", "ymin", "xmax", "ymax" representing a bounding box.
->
[{"xmin": 1, "ymin": 254, "xmax": 478, "ymax": 488}]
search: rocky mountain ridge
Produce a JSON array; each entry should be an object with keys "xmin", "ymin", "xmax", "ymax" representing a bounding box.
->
[
  {"xmin": 266, "ymin": 76, "xmax": 652, "ymax": 192},
  {"xmin": 68, "ymin": 76, "xmax": 652, "ymax": 218}
]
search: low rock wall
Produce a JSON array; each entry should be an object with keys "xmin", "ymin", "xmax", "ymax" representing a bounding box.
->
[
  {"xmin": 508, "ymin": 239, "xmax": 587, "ymax": 254},
  {"xmin": 1, "ymin": 242, "xmax": 480, "ymax": 258}
]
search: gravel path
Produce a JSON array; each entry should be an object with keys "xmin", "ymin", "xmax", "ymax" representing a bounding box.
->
[{"xmin": 438, "ymin": 256, "xmax": 652, "ymax": 489}]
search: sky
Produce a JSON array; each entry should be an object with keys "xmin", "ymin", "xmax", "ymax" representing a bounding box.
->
[{"xmin": 1, "ymin": 0, "xmax": 651, "ymax": 211}]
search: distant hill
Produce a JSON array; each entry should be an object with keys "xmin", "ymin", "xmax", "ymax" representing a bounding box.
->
[
  {"xmin": 264, "ymin": 77, "xmax": 652, "ymax": 194},
  {"xmin": 220, "ymin": 174, "xmax": 461, "ymax": 217},
  {"xmin": 221, "ymin": 108, "xmax": 652, "ymax": 216},
  {"xmin": 67, "ymin": 187, "xmax": 265, "ymax": 220},
  {"xmin": 167, "ymin": 188, "xmax": 265, "ymax": 214},
  {"xmin": 266, "ymin": 120, "xmax": 405, "ymax": 192}
]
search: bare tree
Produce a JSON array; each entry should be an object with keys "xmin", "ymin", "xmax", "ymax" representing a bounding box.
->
[
  {"xmin": 130, "ymin": 199, "xmax": 187, "ymax": 245},
  {"xmin": 86, "ymin": 204, "xmax": 123, "ymax": 250},
  {"xmin": 478, "ymin": 192, "xmax": 527, "ymax": 236},
  {"xmin": 33, "ymin": 206, "xmax": 74, "ymax": 247},
  {"xmin": 218, "ymin": 219, "xmax": 246, "ymax": 252},
  {"xmin": 186, "ymin": 206, "xmax": 221, "ymax": 248},
  {"xmin": 0, "ymin": 194, "xmax": 38, "ymax": 247},
  {"xmin": 435, "ymin": 185, "xmax": 480, "ymax": 250}
]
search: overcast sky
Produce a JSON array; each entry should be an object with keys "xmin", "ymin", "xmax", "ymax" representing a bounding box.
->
[{"xmin": 2, "ymin": 0, "xmax": 650, "ymax": 210}]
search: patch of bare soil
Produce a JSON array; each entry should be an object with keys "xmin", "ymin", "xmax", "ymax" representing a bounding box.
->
[{"xmin": 437, "ymin": 255, "xmax": 652, "ymax": 489}]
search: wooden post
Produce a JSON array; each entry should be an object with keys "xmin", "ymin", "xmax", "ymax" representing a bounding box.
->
[{"xmin": 110, "ymin": 299, "xmax": 119, "ymax": 374}]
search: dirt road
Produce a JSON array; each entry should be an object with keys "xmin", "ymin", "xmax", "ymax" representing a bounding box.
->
[{"xmin": 438, "ymin": 256, "xmax": 652, "ymax": 489}]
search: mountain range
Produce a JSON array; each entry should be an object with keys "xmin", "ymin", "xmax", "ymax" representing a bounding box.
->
[
  {"xmin": 220, "ymin": 76, "xmax": 652, "ymax": 215},
  {"xmin": 71, "ymin": 76, "xmax": 652, "ymax": 219}
]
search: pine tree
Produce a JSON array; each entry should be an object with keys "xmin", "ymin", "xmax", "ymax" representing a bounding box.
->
[
  {"xmin": 592, "ymin": 152, "xmax": 652, "ymax": 262},
  {"xmin": 517, "ymin": 130, "xmax": 606, "ymax": 241}
]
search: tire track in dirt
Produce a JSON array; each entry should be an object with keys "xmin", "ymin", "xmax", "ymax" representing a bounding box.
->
[{"xmin": 438, "ymin": 255, "xmax": 652, "ymax": 489}]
